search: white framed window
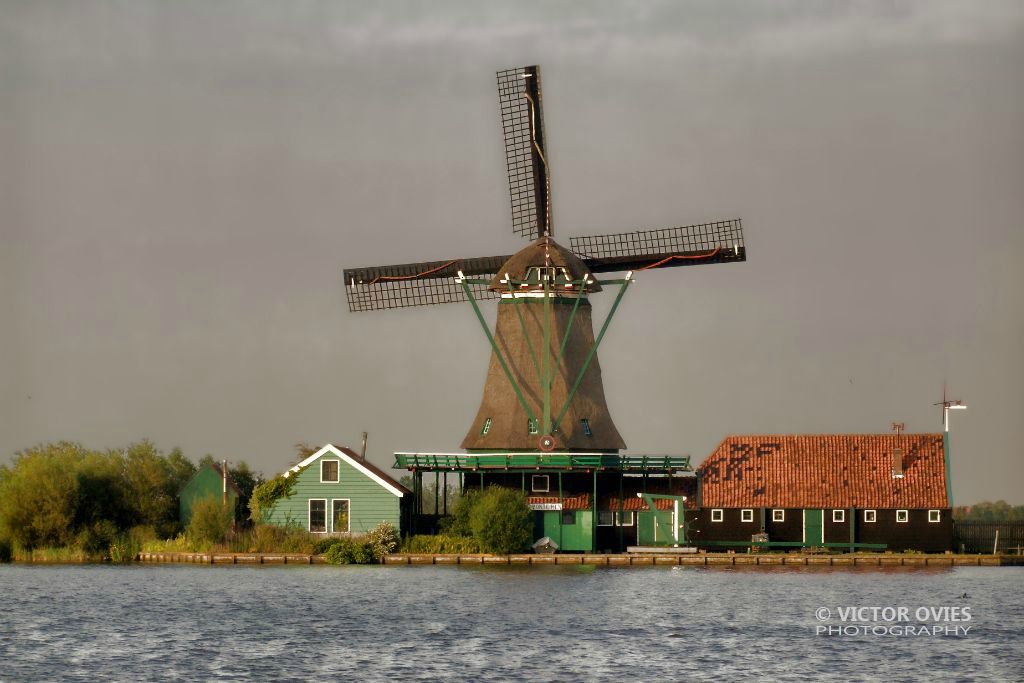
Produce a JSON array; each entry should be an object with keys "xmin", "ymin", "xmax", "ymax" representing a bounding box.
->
[
  {"xmin": 332, "ymin": 499, "xmax": 350, "ymax": 533},
  {"xmin": 528, "ymin": 418, "xmax": 539, "ymax": 435},
  {"xmin": 309, "ymin": 499, "xmax": 327, "ymax": 533},
  {"xmin": 928, "ymin": 509, "xmax": 941, "ymax": 523},
  {"xmin": 531, "ymin": 474, "xmax": 549, "ymax": 493},
  {"xmin": 597, "ymin": 511, "xmax": 615, "ymax": 527},
  {"xmin": 480, "ymin": 418, "xmax": 492, "ymax": 436},
  {"xmin": 896, "ymin": 509, "xmax": 909, "ymax": 523},
  {"xmin": 864, "ymin": 509, "xmax": 876, "ymax": 523},
  {"xmin": 320, "ymin": 460, "xmax": 340, "ymax": 483},
  {"xmin": 711, "ymin": 509, "xmax": 724, "ymax": 523},
  {"xmin": 832, "ymin": 509, "xmax": 845, "ymax": 523},
  {"xmin": 616, "ymin": 511, "xmax": 635, "ymax": 527},
  {"xmin": 772, "ymin": 509, "xmax": 785, "ymax": 522},
  {"xmin": 741, "ymin": 509, "xmax": 754, "ymax": 523}
]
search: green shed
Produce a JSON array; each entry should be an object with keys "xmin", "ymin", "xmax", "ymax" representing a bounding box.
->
[
  {"xmin": 179, "ymin": 461, "xmax": 240, "ymax": 526},
  {"xmin": 266, "ymin": 444, "xmax": 411, "ymax": 535}
]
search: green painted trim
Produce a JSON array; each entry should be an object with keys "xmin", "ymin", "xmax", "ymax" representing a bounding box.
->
[
  {"xmin": 550, "ymin": 281, "xmax": 587, "ymax": 393},
  {"xmin": 507, "ymin": 283, "xmax": 543, "ymax": 393},
  {"xmin": 551, "ymin": 277, "xmax": 632, "ymax": 435},
  {"xmin": 943, "ymin": 433, "xmax": 953, "ymax": 507},
  {"xmin": 460, "ymin": 280, "xmax": 538, "ymax": 425},
  {"xmin": 542, "ymin": 274, "xmax": 551, "ymax": 434}
]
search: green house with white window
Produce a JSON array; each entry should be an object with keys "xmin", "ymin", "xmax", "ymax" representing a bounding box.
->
[{"xmin": 266, "ymin": 444, "xmax": 411, "ymax": 535}]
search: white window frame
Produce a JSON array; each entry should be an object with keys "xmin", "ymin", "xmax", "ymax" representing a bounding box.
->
[
  {"xmin": 864, "ymin": 509, "xmax": 876, "ymax": 523},
  {"xmin": 597, "ymin": 511, "xmax": 615, "ymax": 527},
  {"xmin": 528, "ymin": 418, "xmax": 539, "ymax": 435},
  {"xmin": 531, "ymin": 474, "xmax": 550, "ymax": 493},
  {"xmin": 741, "ymin": 509, "xmax": 754, "ymax": 523},
  {"xmin": 832, "ymin": 509, "xmax": 845, "ymax": 523},
  {"xmin": 309, "ymin": 498, "xmax": 327, "ymax": 533},
  {"xmin": 320, "ymin": 459, "xmax": 340, "ymax": 483},
  {"xmin": 772, "ymin": 509, "xmax": 785, "ymax": 522},
  {"xmin": 480, "ymin": 418, "xmax": 492, "ymax": 436},
  {"xmin": 331, "ymin": 498, "xmax": 350, "ymax": 534},
  {"xmin": 711, "ymin": 509, "xmax": 724, "ymax": 523},
  {"xmin": 928, "ymin": 509, "xmax": 941, "ymax": 523},
  {"xmin": 616, "ymin": 511, "xmax": 635, "ymax": 527},
  {"xmin": 896, "ymin": 509, "xmax": 909, "ymax": 523}
]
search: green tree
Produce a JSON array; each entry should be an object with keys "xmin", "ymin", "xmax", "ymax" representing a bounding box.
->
[
  {"xmin": 469, "ymin": 487, "xmax": 533, "ymax": 554},
  {"xmin": 229, "ymin": 461, "xmax": 262, "ymax": 526},
  {"xmin": 186, "ymin": 495, "xmax": 233, "ymax": 548},
  {"xmin": 0, "ymin": 442, "xmax": 85, "ymax": 549},
  {"xmin": 120, "ymin": 441, "xmax": 178, "ymax": 537}
]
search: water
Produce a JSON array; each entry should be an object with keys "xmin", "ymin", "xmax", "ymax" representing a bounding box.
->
[{"xmin": 0, "ymin": 564, "xmax": 1021, "ymax": 681}]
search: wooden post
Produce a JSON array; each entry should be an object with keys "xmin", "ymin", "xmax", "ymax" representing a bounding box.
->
[{"xmin": 993, "ymin": 529, "xmax": 999, "ymax": 554}]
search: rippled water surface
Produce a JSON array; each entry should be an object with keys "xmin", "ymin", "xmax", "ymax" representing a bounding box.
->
[{"xmin": 1, "ymin": 563, "xmax": 1021, "ymax": 681}]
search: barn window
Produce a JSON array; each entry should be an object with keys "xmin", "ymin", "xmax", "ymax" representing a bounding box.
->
[
  {"xmin": 528, "ymin": 418, "xmax": 539, "ymax": 435},
  {"xmin": 332, "ymin": 499, "xmax": 350, "ymax": 533},
  {"xmin": 864, "ymin": 509, "xmax": 876, "ymax": 523},
  {"xmin": 309, "ymin": 499, "xmax": 327, "ymax": 533},
  {"xmin": 928, "ymin": 509, "xmax": 941, "ymax": 523},
  {"xmin": 321, "ymin": 460, "xmax": 339, "ymax": 483},
  {"xmin": 561, "ymin": 510, "xmax": 576, "ymax": 525},
  {"xmin": 772, "ymin": 509, "xmax": 785, "ymax": 522},
  {"xmin": 896, "ymin": 509, "xmax": 909, "ymax": 523},
  {"xmin": 832, "ymin": 509, "xmax": 845, "ymax": 523},
  {"xmin": 580, "ymin": 419, "xmax": 592, "ymax": 436},
  {"xmin": 711, "ymin": 509, "xmax": 724, "ymax": 523},
  {"xmin": 741, "ymin": 509, "xmax": 754, "ymax": 523},
  {"xmin": 480, "ymin": 418, "xmax": 492, "ymax": 436},
  {"xmin": 531, "ymin": 475, "xmax": 549, "ymax": 493},
  {"xmin": 598, "ymin": 511, "xmax": 615, "ymax": 526},
  {"xmin": 616, "ymin": 511, "xmax": 635, "ymax": 527}
]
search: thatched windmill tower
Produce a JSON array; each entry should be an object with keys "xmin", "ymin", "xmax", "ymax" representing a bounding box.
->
[{"xmin": 345, "ymin": 66, "xmax": 745, "ymax": 454}]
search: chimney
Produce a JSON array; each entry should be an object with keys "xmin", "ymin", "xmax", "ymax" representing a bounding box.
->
[
  {"xmin": 892, "ymin": 448, "xmax": 904, "ymax": 478},
  {"xmin": 891, "ymin": 422, "xmax": 904, "ymax": 479},
  {"xmin": 360, "ymin": 432, "xmax": 368, "ymax": 460}
]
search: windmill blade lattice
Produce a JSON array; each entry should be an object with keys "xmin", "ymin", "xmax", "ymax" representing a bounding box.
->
[
  {"xmin": 344, "ymin": 255, "xmax": 510, "ymax": 312},
  {"xmin": 571, "ymin": 219, "xmax": 746, "ymax": 274},
  {"xmin": 498, "ymin": 65, "xmax": 549, "ymax": 240}
]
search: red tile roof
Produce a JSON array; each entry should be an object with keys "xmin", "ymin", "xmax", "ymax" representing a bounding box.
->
[{"xmin": 697, "ymin": 435, "xmax": 948, "ymax": 509}]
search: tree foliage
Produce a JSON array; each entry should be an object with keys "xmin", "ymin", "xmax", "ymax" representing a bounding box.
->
[
  {"xmin": 186, "ymin": 495, "xmax": 234, "ymax": 548},
  {"xmin": 0, "ymin": 440, "xmax": 257, "ymax": 556},
  {"xmin": 248, "ymin": 474, "xmax": 297, "ymax": 523},
  {"xmin": 954, "ymin": 501, "xmax": 1024, "ymax": 521},
  {"xmin": 469, "ymin": 487, "xmax": 534, "ymax": 554}
]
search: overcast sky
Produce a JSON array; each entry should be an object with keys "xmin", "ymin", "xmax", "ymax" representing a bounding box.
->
[{"xmin": 2, "ymin": 1, "xmax": 1022, "ymax": 504}]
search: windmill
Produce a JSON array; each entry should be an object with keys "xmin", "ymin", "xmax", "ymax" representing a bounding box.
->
[{"xmin": 344, "ymin": 65, "xmax": 747, "ymax": 455}]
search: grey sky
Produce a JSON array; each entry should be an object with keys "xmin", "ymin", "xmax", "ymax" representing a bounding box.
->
[{"xmin": 2, "ymin": 1, "xmax": 1022, "ymax": 504}]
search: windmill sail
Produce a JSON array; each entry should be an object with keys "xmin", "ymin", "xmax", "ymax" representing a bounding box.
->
[
  {"xmin": 571, "ymin": 219, "xmax": 746, "ymax": 274},
  {"xmin": 498, "ymin": 65, "xmax": 550, "ymax": 240},
  {"xmin": 343, "ymin": 255, "xmax": 509, "ymax": 312}
]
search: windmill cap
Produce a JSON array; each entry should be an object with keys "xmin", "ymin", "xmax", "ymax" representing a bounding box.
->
[{"xmin": 488, "ymin": 237, "xmax": 601, "ymax": 292}]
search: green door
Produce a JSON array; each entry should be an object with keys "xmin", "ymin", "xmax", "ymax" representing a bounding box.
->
[
  {"xmin": 803, "ymin": 509, "xmax": 823, "ymax": 546},
  {"xmin": 637, "ymin": 510, "xmax": 674, "ymax": 546}
]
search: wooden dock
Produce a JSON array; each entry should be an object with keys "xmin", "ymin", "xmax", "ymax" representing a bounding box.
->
[
  {"xmin": 382, "ymin": 552, "xmax": 1024, "ymax": 567},
  {"xmin": 133, "ymin": 551, "xmax": 1024, "ymax": 566}
]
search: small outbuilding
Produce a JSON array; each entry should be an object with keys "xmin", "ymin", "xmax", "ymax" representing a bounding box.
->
[
  {"xmin": 690, "ymin": 434, "xmax": 953, "ymax": 552},
  {"xmin": 265, "ymin": 444, "xmax": 411, "ymax": 535},
  {"xmin": 179, "ymin": 461, "xmax": 241, "ymax": 526}
]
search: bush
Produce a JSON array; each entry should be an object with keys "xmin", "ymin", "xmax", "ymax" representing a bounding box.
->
[
  {"xmin": 247, "ymin": 523, "xmax": 315, "ymax": 554},
  {"xmin": 366, "ymin": 521, "xmax": 399, "ymax": 560},
  {"xmin": 401, "ymin": 534, "xmax": 482, "ymax": 554},
  {"xmin": 323, "ymin": 538, "xmax": 374, "ymax": 564},
  {"xmin": 186, "ymin": 496, "xmax": 233, "ymax": 548},
  {"xmin": 0, "ymin": 536, "xmax": 11, "ymax": 563},
  {"xmin": 439, "ymin": 489, "xmax": 478, "ymax": 536},
  {"xmin": 469, "ymin": 487, "xmax": 533, "ymax": 554},
  {"xmin": 75, "ymin": 519, "xmax": 119, "ymax": 555}
]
